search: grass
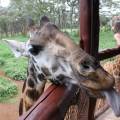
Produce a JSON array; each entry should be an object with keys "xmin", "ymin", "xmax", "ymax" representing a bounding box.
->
[
  {"xmin": 62, "ymin": 29, "xmax": 80, "ymax": 44},
  {"xmin": 0, "ymin": 35, "xmax": 28, "ymax": 80},
  {"xmin": 99, "ymin": 31, "xmax": 116, "ymax": 51},
  {"xmin": 1, "ymin": 58, "xmax": 27, "ymax": 80},
  {"xmin": 69, "ymin": 30, "xmax": 80, "ymax": 44},
  {"xmin": 2, "ymin": 34, "xmax": 29, "ymax": 42},
  {"xmin": 63, "ymin": 29, "xmax": 116, "ymax": 50},
  {"xmin": 0, "ymin": 77, "xmax": 18, "ymax": 102}
]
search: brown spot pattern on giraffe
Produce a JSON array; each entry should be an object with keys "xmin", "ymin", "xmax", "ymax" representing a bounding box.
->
[{"xmin": 26, "ymin": 89, "xmax": 40, "ymax": 101}]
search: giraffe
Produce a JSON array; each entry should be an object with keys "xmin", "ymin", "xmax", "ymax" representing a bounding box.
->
[
  {"xmin": 96, "ymin": 55, "xmax": 120, "ymax": 112},
  {"xmin": 3, "ymin": 16, "xmax": 120, "ymax": 117},
  {"xmin": 19, "ymin": 60, "xmax": 47, "ymax": 115},
  {"xmin": 103, "ymin": 55, "xmax": 120, "ymax": 92}
]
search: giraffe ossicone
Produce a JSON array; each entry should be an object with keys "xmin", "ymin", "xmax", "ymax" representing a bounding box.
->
[{"xmin": 3, "ymin": 16, "xmax": 120, "ymax": 117}]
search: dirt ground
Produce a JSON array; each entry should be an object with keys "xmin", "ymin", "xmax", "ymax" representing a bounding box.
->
[
  {"xmin": 0, "ymin": 70, "xmax": 23, "ymax": 120},
  {"xmin": 0, "ymin": 102, "xmax": 19, "ymax": 120}
]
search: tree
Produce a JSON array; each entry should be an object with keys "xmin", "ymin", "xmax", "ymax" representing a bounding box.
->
[
  {"xmin": 100, "ymin": 0, "xmax": 120, "ymax": 17},
  {"xmin": 67, "ymin": 0, "xmax": 79, "ymax": 32},
  {"xmin": 0, "ymin": 0, "xmax": 80, "ymax": 36}
]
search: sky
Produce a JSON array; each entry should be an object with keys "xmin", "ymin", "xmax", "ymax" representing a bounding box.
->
[{"xmin": 0, "ymin": 0, "xmax": 10, "ymax": 7}]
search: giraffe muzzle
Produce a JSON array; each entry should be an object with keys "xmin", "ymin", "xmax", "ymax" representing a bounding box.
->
[
  {"xmin": 79, "ymin": 67, "xmax": 115, "ymax": 91},
  {"xmin": 78, "ymin": 67, "xmax": 120, "ymax": 117}
]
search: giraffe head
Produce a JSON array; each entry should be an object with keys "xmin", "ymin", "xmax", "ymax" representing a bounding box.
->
[{"xmin": 3, "ymin": 16, "xmax": 120, "ymax": 116}]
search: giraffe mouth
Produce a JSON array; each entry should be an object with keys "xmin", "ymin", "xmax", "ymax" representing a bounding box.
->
[
  {"xmin": 79, "ymin": 81, "xmax": 120, "ymax": 116},
  {"xmin": 103, "ymin": 89, "xmax": 120, "ymax": 117},
  {"xmin": 75, "ymin": 67, "xmax": 120, "ymax": 117}
]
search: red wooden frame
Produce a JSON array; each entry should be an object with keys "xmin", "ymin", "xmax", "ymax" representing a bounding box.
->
[
  {"xmin": 79, "ymin": 0, "xmax": 99, "ymax": 119},
  {"xmin": 99, "ymin": 47, "xmax": 120, "ymax": 60}
]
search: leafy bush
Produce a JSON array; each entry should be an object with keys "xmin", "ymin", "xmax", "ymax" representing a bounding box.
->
[
  {"xmin": 0, "ymin": 77, "xmax": 18, "ymax": 102},
  {"xmin": 3, "ymin": 58, "xmax": 27, "ymax": 80},
  {"xmin": 100, "ymin": 15, "xmax": 110, "ymax": 26},
  {"xmin": 0, "ymin": 44, "xmax": 13, "ymax": 59},
  {"xmin": 0, "ymin": 57, "xmax": 5, "ymax": 66},
  {"xmin": 70, "ymin": 31, "xmax": 79, "ymax": 44},
  {"xmin": 63, "ymin": 29, "xmax": 79, "ymax": 44},
  {"xmin": 71, "ymin": 30, "xmax": 79, "ymax": 37},
  {"xmin": 100, "ymin": 25, "xmax": 111, "ymax": 32},
  {"xmin": 0, "ymin": 41, "xmax": 27, "ymax": 81}
]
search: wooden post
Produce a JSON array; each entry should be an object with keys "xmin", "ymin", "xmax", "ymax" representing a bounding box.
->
[
  {"xmin": 90, "ymin": 0, "xmax": 99, "ymax": 57},
  {"xmin": 79, "ymin": 0, "xmax": 100, "ymax": 120},
  {"xmin": 80, "ymin": 0, "xmax": 99, "ymax": 57},
  {"xmin": 98, "ymin": 47, "xmax": 120, "ymax": 60},
  {"xmin": 80, "ymin": 0, "xmax": 91, "ymax": 53}
]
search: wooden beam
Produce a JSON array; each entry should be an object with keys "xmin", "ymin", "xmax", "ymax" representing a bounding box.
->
[
  {"xmin": 90, "ymin": 0, "xmax": 99, "ymax": 57},
  {"xmin": 80, "ymin": 0, "xmax": 99, "ymax": 57},
  {"xmin": 98, "ymin": 47, "xmax": 120, "ymax": 60},
  {"xmin": 79, "ymin": 0, "xmax": 100, "ymax": 120},
  {"xmin": 80, "ymin": 0, "xmax": 91, "ymax": 53}
]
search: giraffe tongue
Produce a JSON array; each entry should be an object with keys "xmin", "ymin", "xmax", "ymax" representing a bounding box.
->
[{"xmin": 103, "ymin": 88, "xmax": 120, "ymax": 117}]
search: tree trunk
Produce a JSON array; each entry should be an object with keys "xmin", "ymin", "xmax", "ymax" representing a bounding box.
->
[{"xmin": 70, "ymin": 7, "xmax": 74, "ymax": 33}]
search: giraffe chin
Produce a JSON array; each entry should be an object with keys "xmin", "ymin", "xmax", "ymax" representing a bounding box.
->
[{"xmin": 103, "ymin": 88, "xmax": 120, "ymax": 117}]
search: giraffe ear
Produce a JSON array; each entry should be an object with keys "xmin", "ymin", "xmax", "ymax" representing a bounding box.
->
[
  {"xmin": 27, "ymin": 16, "xmax": 50, "ymax": 37},
  {"xmin": 27, "ymin": 18, "xmax": 35, "ymax": 29},
  {"xmin": 40, "ymin": 16, "xmax": 50, "ymax": 27},
  {"xmin": 2, "ymin": 39, "xmax": 28, "ymax": 58},
  {"xmin": 27, "ymin": 18, "xmax": 36, "ymax": 37}
]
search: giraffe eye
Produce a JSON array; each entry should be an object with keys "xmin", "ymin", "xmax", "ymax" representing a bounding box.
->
[
  {"xmin": 82, "ymin": 64, "xmax": 90, "ymax": 69},
  {"xmin": 81, "ymin": 61, "xmax": 90, "ymax": 70},
  {"xmin": 29, "ymin": 45, "xmax": 44, "ymax": 55}
]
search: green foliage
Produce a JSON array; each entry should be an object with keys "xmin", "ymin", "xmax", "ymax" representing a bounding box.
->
[
  {"xmin": 99, "ymin": 30, "xmax": 116, "ymax": 50},
  {"xmin": 0, "ymin": 16, "xmax": 9, "ymax": 32},
  {"xmin": 70, "ymin": 32, "xmax": 79, "ymax": 44},
  {"xmin": 0, "ymin": 43, "xmax": 13, "ymax": 59},
  {"xmin": 2, "ymin": 58, "xmax": 27, "ymax": 81},
  {"xmin": 0, "ymin": 35, "xmax": 28, "ymax": 80},
  {"xmin": 100, "ymin": 15, "xmax": 110, "ymax": 26},
  {"xmin": 0, "ymin": 57, "xmax": 5, "ymax": 66},
  {"xmin": 100, "ymin": 25, "xmax": 111, "ymax": 32},
  {"xmin": 0, "ymin": 77, "xmax": 18, "ymax": 102},
  {"xmin": 63, "ymin": 29, "xmax": 116, "ymax": 51},
  {"xmin": 2, "ymin": 34, "xmax": 28, "ymax": 42},
  {"xmin": 63, "ymin": 29, "xmax": 79, "ymax": 44}
]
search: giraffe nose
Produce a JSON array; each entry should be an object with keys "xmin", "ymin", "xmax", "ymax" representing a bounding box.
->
[
  {"xmin": 28, "ymin": 44, "xmax": 34, "ymax": 54},
  {"xmin": 28, "ymin": 45, "xmax": 37, "ymax": 55},
  {"xmin": 28, "ymin": 44, "xmax": 33, "ymax": 51}
]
